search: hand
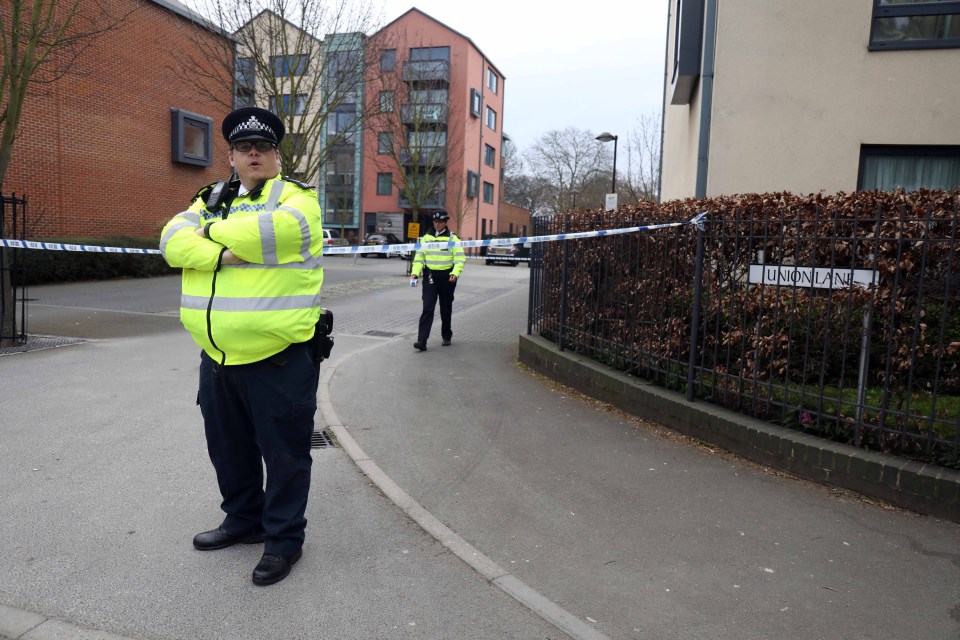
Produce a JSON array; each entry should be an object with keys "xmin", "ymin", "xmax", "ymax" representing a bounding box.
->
[
  {"xmin": 195, "ymin": 226, "xmax": 207, "ymax": 238},
  {"xmin": 449, "ymin": 274, "xmax": 458, "ymax": 283},
  {"xmin": 221, "ymin": 250, "xmax": 246, "ymax": 265}
]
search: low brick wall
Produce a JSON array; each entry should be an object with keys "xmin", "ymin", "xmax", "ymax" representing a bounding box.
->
[{"xmin": 519, "ymin": 334, "xmax": 960, "ymax": 523}]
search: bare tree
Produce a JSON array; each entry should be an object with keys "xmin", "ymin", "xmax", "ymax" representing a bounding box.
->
[
  {"xmin": 525, "ymin": 127, "xmax": 608, "ymax": 215},
  {"xmin": 169, "ymin": 0, "xmax": 381, "ymax": 185},
  {"xmin": 621, "ymin": 113, "xmax": 661, "ymax": 203},
  {"xmin": 0, "ymin": 0, "xmax": 132, "ymax": 345}
]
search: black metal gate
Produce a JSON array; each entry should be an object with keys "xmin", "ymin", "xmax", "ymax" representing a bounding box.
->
[{"xmin": 1, "ymin": 192, "xmax": 27, "ymax": 345}]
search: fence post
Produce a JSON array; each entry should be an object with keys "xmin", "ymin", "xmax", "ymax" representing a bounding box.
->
[
  {"xmin": 686, "ymin": 214, "xmax": 706, "ymax": 401},
  {"xmin": 558, "ymin": 213, "xmax": 570, "ymax": 352}
]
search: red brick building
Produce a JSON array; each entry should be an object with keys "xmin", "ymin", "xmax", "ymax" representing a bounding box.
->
[{"xmin": 3, "ymin": 0, "xmax": 234, "ymax": 241}]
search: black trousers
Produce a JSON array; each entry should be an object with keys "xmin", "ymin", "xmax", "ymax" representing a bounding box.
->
[
  {"xmin": 198, "ymin": 342, "xmax": 319, "ymax": 555},
  {"xmin": 417, "ymin": 269, "xmax": 457, "ymax": 344}
]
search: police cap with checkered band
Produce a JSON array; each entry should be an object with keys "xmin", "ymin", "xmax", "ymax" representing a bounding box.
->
[{"xmin": 221, "ymin": 107, "xmax": 285, "ymax": 145}]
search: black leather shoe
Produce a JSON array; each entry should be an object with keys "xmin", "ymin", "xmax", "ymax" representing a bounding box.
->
[
  {"xmin": 414, "ymin": 341, "xmax": 426, "ymax": 351},
  {"xmin": 252, "ymin": 549, "xmax": 303, "ymax": 586},
  {"xmin": 193, "ymin": 527, "xmax": 264, "ymax": 551},
  {"xmin": 441, "ymin": 339, "xmax": 451, "ymax": 346}
]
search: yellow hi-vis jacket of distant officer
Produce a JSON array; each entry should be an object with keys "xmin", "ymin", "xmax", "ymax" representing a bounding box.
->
[
  {"xmin": 159, "ymin": 174, "xmax": 324, "ymax": 365},
  {"xmin": 411, "ymin": 227, "xmax": 466, "ymax": 278}
]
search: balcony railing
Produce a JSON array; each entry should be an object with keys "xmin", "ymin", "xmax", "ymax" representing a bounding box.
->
[
  {"xmin": 398, "ymin": 189, "xmax": 446, "ymax": 209},
  {"xmin": 402, "ymin": 60, "xmax": 450, "ymax": 84},
  {"xmin": 401, "ymin": 103, "xmax": 448, "ymax": 125},
  {"xmin": 399, "ymin": 146, "xmax": 447, "ymax": 167}
]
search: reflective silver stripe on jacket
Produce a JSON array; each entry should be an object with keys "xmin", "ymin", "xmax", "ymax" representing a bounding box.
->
[
  {"xmin": 258, "ymin": 181, "xmax": 285, "ymax": 263},
  {"xmin": 258, "ymin": 183, "xmax": 313, "ymax": 264},
  {"xmin": 159, "ymin": 212, "xmax": 201, "ymax": 254},
  {"xmin": 181, "ymin": 292, "xmax": 322, "ymax": 312},
  {"xmin": 228, "ymin": 255, "xmax": 323, "ymax": 270}
]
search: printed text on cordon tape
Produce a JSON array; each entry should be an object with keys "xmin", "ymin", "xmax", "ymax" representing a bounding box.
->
[{"xmin": 0, "ymin": 212, "xmax": 707, "ymax": 256}]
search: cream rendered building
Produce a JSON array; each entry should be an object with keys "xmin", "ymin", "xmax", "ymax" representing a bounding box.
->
[{"xmin": 660, "ymin": 0, "xmax": 960, "ymax": 200}]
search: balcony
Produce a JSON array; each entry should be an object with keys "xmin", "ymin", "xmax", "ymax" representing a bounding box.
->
[
  {"xmin": 402, "ymin": 60, "xmax": 450, "ymax": 84},
  {"xmin": 399, "ymin": 189, "xmax": 446, "ymax": 210},
  {"xmin": 401, "ymin": 103, "xmax": 448, "ymax": 126},
  {"xmin": 399, "ymin": 146, "xmax": 447, "ymax": 167}
]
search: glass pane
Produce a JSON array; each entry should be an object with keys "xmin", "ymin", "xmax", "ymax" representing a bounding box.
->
[
  {"xmin": 874, "ymin": 14, "xmax": 960, "ymax": 41},
  {"xmin": 879, "ymin": 0, "xmax": 954, "ymax": 4},
  {"xmin": 862, "ymin": 154, "xmax": 960, "ymax": 190},
  {"xmin": 183, "ymin": 122, "xmax": 207, "ymax": 158}
]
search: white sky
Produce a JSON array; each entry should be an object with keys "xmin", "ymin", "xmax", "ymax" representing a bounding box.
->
[{"xmin": 375, "ymin": 0, "xmax": 670, "ymax": 153}]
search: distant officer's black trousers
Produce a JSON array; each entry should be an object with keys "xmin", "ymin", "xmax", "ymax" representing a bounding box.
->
[
  {"xmin": 418, "ymin": 269, "xmax": 457, "ymax": 344},
  {"xmin": 198, "ymin": 342, "xmax": 319, "ymax": 556}
]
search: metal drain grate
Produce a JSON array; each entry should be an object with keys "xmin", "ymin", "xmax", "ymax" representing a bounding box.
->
[
  {"xmin": 365, "ymin": 330, "xmax": 399, "ymax": 337},
  {"xmin": 311, "ymin": 428, "xmax": 337, "ymax": 449}
]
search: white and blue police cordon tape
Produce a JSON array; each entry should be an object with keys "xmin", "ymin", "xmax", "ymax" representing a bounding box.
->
[{"xmin": 0, "ymin": 212, "xmax": 708, "ymax": 257}]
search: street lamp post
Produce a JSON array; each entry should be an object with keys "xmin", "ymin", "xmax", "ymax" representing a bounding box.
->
[
  {"xmin": 595, "ymin": 132, "xmax": 618, "ymax": 194},
  {"xmin": 571, "ymin": 188, "xmax": 579, "ymax": 210}
]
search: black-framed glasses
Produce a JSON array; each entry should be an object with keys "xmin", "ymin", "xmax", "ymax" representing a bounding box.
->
[{"xmin": 232, "ymin": 140, "xmax": 276, "ymax": 153}]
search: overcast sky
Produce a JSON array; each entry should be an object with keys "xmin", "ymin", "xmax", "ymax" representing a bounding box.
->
[{"xmin": 376, "ymin": 0, "xmax": 670, "ymax": 153}]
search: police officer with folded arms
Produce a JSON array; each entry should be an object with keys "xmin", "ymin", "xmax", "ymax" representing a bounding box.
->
[
  {"xmin": 160, "ymin": 107, "xmax": 325, "ymax": 586},
  {"xmin": 410, "ymin": 211, "xmax": 466, "ymax": 351}
]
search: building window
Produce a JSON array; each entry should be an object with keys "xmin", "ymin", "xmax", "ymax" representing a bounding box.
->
[
  {"xmin": 467, "ymin": 171, "xmax": 479, "ymax": 198},
  {"xmin": 378, "ymin": 132, "xmax": 393, "ymax": 155},
  {"xmin": 858, "ymin": 145, "xmax": 960, "ymax": 191},
  {"xmin": 487, "ymin": 69, "xmax": 498, "ymax": 94},
  {"xmin": 271, "ymin": 54, "xmax": 309, "ymax": 76},
  {"xmin": 381, "ymin": 48, "xmax": 396, "ymax": 72},
  {"xmin": 410, "ymin": 46, "xmax": 450, "ymax": 61},
  {"xmin": 671, "ymin": 0, "xmax": 705, "ymax": 105},
  {"xmin": 377, "ymin": 173, "xmax": 393, "ymax": 195},
  {"xmin": 236, "ymin": 57, "xmax": 255, "ymax": 89},
  {"xmin": 271, "ymin": 93, "xmax": 307, "ymax": 116},
  {"xmin": 485, "ymin": 106, "xmax": 497, "ymax": 131},
  {"xmin": 484, "ymin": 144, "xmax": 496, "ymax": 168},
  {"xmin": 870, "ymin": 0, "xmax": 960, "ymax": 50},
  {"xmin": 470, "ymin": 89, "xmax": 482, "ymax": 117},
  {"xmin": 379, "ymin": 90, "xmax": 395, "ymax": 113},
  {"xmin": 235, "ymin": 87, "xmax": 255, "ymax": 109},
  {"xmin": 170, "ymin": 108, "xmax": 212, "ymax": 167},
  {"xmin": 327, "ymin": 111, "xmax": 357, "ymax": 144},
  {"xmin": 483, "ymin": 181, "xmax": 494, "ymax": 203},
  {"xmin": 283, "ymin": 132, "xmax": 306, "ymax": 157}
]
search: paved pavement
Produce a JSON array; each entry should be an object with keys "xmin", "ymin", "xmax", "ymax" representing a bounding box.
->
[{"xmin": 1, "ymin": 260, "xmax": 958, "ymax": 640}]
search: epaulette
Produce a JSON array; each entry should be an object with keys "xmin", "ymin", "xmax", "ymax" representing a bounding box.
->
[
  {"xmin": 192, "ymin": 181, "xmax": 219, "ymax": 204},
  {"xmin": 282, "ymin": 175, "xmax": 315, "ymax": 190}
]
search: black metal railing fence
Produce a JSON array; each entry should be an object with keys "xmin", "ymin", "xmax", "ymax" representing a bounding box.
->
[
  {"xmin": 528, "ymin": 191, "xmax": 960, "ymax": 468},
  {"xmin": 0, "ymin": 192, "xmax": 27, "ymax": 345}
]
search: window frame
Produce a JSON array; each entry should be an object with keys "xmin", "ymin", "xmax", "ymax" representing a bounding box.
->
[
  {"xmin": 470, "ymin": 89, "xmax": 482, "ymax": 117},
  {"xmin": 271, "ymin": 93, "xmax": 307, "ymax": 116},
  {"xmin": 377, "ymin": 132, "xmax": 393, "ymax": 155},
  {"xmin": 467, "ymin": 171, "xmax": 479, "ymax": 198},
  {"xmin": 869, "ymin": 0, "xmax": 960, "ymax": 50},
  {"xmin": 484, "ymin": 144, "xmax": 496, "ymax": 168},
  {"xmin": 270, "ymin": 54, "xmax": 309, "ymax": 76},
  {"xmin": 380, "ymin": 48, "xmax": 396, "ymax": 72},
  {"xmin": 379, "ymin": 90, "xmax": 395, "ymax": 113},
  {"xmin": 857, "ymin": 144, "xmax": 960, "ymax": 190},
  {"xmin": 376, "ymin": 172, "xmax": 393, "ymax": 195},
  {"xmin": 170, "ymin": 108, "xmax": 213, "ymax": 167},
  {"xmin": 485, "ymin": 106, "xmax": 497, "ymax": 131},
  {"xmin": 487, "ymin": 69, "xmax": 498, "ymax": 94},
  {"xmin": 482, "ymin": 181, "xmax": 494, "ymax": 204}
]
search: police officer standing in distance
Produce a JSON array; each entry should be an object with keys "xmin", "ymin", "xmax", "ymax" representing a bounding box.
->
[
  {"xmin": 160, "ymin": 107, "xmax": 325, "ymax": 586},
  {"xmin": 410, "ymin": 211, "xmax": 466, "ymax": 351}
]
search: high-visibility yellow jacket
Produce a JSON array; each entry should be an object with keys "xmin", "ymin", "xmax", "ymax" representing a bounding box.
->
[
  {"xmin": 160, "ymin": 175, "xmax": 324, "ymax": 365},
  {"xmin": 411, "ymin": 227, "xmax": 466, "ymax": 278}
]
